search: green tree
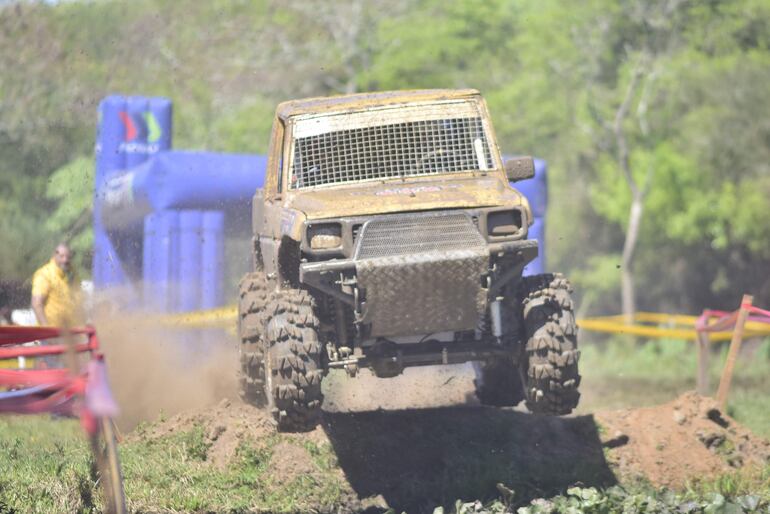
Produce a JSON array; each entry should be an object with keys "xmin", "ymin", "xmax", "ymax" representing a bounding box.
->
[
  {"xmin": 1, "ymin": 0, "xmax": 768, "ymax": 314},
  {"xmin": 45, "ymin": 156, "xmax": 94, "ymax": 272}
]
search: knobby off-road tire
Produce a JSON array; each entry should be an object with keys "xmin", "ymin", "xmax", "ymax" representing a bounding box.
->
[
  {"xmin": 262, "ymin": 289, "xmax": 324, "ymax": 432},
  {"xmin": 521, "ymin": 273, "xmax": 581, "ymax": 415},
  {"xmin": 238, "ymin": 271, "xmax": 269, "ymax": 406},
  {"xmin": 474, "ymin": 358, "xmax": 525, "ymax": 407}
]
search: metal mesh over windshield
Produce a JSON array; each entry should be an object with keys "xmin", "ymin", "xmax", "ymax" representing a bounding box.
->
[{"xmin": 290, "ymin": 117, "xmax": 493, "ymax": 189}]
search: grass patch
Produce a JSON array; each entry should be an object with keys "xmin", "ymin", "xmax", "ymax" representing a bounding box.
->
[
  {"xmin": 0, "ymin": 416, "xmax": 99, "ymax": 513},
  {"xmin": 120, "ymin": 430, "xmax": 348, "ymax": 512},
  {"xmin": 686, "ymin": 465, "xmax": 770, "ymax": 500},
  {"xmin": 303, "ymin": 440, "xmax": 339, "ymax": 471},
  {"xmin": 0, "ymin": 417, "xmax": 350, "ymax": 513}
]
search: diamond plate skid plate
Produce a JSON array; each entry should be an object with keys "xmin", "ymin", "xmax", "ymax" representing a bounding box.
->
[
  {"xmin": 356, "ymin": 249, "xmax": 489, "ymax": 338},
  {"xmin": 356, "ymin": 212, "xmax": 486, "ymax": 259}
]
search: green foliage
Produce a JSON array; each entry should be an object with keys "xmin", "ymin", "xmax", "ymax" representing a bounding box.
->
[
  {"xmin": 434, "ymin": 479, "xmax": 770, "ymax": 513},
  {"xmin": 513, "ymin": 485, "xmax": 769, "ymax": 514},
  {"xmin": 1, "ymin": 0, "xmax": 768, "ymax": 313},
  {"xmin": 570, "ymin": 254, "xmax": 622, "ymax": 316},
  {"xmin": 209, "ymin": 97, "xmax": 275, "ymax": 154},
  {"xmin": 118, "ymin": 428, "xmax": 346, "ymax": 512},
  {"xmin": 45, "ymin": 156, "xmax": 94, "ymax": 270}
]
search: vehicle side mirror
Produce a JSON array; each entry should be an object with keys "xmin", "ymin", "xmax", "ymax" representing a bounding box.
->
[{"xmin": 504, "ymin": 157, "xmax": 535, "ymax": 182}]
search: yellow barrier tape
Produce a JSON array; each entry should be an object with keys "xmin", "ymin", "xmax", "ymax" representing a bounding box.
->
[
  {"xmin": 154, "ymin": 305, "xmax": 770, "ymax": 343},
  {"xmin": 578, "ymin": 311, "xmax": 770, "ymax": 341},
  {"xmin": 160, "ymin": 306, "xmax": 238, "ymax": 329},
  {"xmin": 0, "ymin": 357, "xmax": 37, "ymax": 369}
]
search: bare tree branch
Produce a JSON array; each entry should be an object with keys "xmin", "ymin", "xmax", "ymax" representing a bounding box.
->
[{"xmin": 614, "ymin": 66, "xmax": 644, "ymax": 197}]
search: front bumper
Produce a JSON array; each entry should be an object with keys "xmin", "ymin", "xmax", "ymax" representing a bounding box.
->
[{"xmin": 300, "ymin": 238, "xmax": 538, "ymax": 338}]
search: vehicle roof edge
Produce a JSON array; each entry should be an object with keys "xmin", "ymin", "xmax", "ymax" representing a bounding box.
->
[{"xmin": 276, "ymin": 88, "xmax": 482, "ymax": 119}]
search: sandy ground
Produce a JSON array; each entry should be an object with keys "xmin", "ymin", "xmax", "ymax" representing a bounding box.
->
[{"xmin": 323, "ymin": 363, "xmax": 482, "ymax": 412}]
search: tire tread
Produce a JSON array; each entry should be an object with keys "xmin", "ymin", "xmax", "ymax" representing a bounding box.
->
[{"xmin": 521, "ymin": 273, "xmax": 581, "ymax": 415}]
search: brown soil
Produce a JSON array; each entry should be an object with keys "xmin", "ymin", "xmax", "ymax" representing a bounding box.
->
[
  {"xmin": 127, "ymin": 397, "xmax": 333, "ymax": 470},
  {"xmin": 595, "ymin": 391, "xmax": 770, "ymax": 488},
  {"xmin": 127, "ymin": 397, "xmax": 273, "ymax": 469},
  {"xmin": 269, "ymin": 442, "xmax": 316, "ymax": 480},
  {"xmin": 130, "ymin": 390, "xmax": 769, "ymax": 512}
]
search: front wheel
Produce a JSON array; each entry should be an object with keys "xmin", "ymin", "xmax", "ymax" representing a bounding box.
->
[
  {"xmin": 262, "ymin": 289, "xmax": 324, "ymax": 432},
  {"xmin": 520, "ymin": 273, "xmax": 581, "ymax": 415},
  {"xmin": 238, "ymin": 272, "xmax": 269, "ymax": 406}
]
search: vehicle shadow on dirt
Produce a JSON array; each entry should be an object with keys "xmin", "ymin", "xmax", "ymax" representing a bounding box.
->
[{"xmin": 322, "ymin": 405, "xmax": 617, "ymax": 513}]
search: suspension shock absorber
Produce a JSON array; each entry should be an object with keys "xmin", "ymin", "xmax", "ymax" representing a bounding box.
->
[
  {"xmin": 489, "ymin": 297, "xmax": 504, "ymax": 343},
  {"xmin": 334, "ymin": 298, "xmax": 350, "ymax": 352},
  {"xmin": 476, "ymin": 310, "xmax": 491, "ymax": 341}
]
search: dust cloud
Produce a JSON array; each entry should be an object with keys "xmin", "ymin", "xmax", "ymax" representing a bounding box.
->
[
  {"xmin": 92, "ymin": 312, "xmax": 238, "ymax": 431},
  {"xmin": 86, "ymin": 286, "xmax": 493, "ymax": 429}
]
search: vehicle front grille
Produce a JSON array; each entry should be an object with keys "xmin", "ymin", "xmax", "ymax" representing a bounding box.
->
[
  {"xmin": 351, "ymin": 223, "xmax": 363, "ymax": 244},
  {"xmin": 355, "ymin": 213, "xmax": 486, "ymax": 260}
]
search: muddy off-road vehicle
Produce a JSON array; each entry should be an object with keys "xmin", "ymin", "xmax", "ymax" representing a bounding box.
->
[{"xmin": 238, "ymin": 89, "xmax": 580, "ymax": 431}]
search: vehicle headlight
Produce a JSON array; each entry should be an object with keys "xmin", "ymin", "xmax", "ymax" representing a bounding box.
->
[
  {"xmin": 487, "ymin": 209, "xmax": 523, "ymax": 237},
  {"xmin": 307, "ymin": 223, "xmax": 343, "ymax": 250}
]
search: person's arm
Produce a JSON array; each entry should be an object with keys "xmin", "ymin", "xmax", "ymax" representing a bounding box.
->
[
  {"xmin": 31, "ymin": 271, "xmax": 50, "ymax": 326},
  {"xmin": 31, "ymin": 294, "xmax": 48, "ymax": 326}
]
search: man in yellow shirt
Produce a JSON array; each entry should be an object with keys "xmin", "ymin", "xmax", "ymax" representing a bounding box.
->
[{"xmin": 31, "ymin": 243, "xmax": 83, "ymax": 327}]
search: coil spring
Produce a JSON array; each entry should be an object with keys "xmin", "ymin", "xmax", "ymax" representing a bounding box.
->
[{"xmin": 477, "ymin": 311, "xmax": 492, "ymax": 336}]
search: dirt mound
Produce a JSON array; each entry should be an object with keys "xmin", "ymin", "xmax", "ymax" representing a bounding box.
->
[
  {"xmin": 127, "ymin": 392, "xmax": 769, "ymax": 512},
  {"xmin": 596, "ymin": 391, "xmax": 770, "ymax": 487},
  {"xmin": 128, "ymin": 398, "xmax": 271, "ymax": 469},
  {"xmin": 128, "ymin": 398, "xmax": 335, "ymax": 470}
]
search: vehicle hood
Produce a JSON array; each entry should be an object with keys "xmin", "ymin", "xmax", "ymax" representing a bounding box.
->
[{"xmin": 283, "ymin": 174, "xmax": 528, "ymax": 219}]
